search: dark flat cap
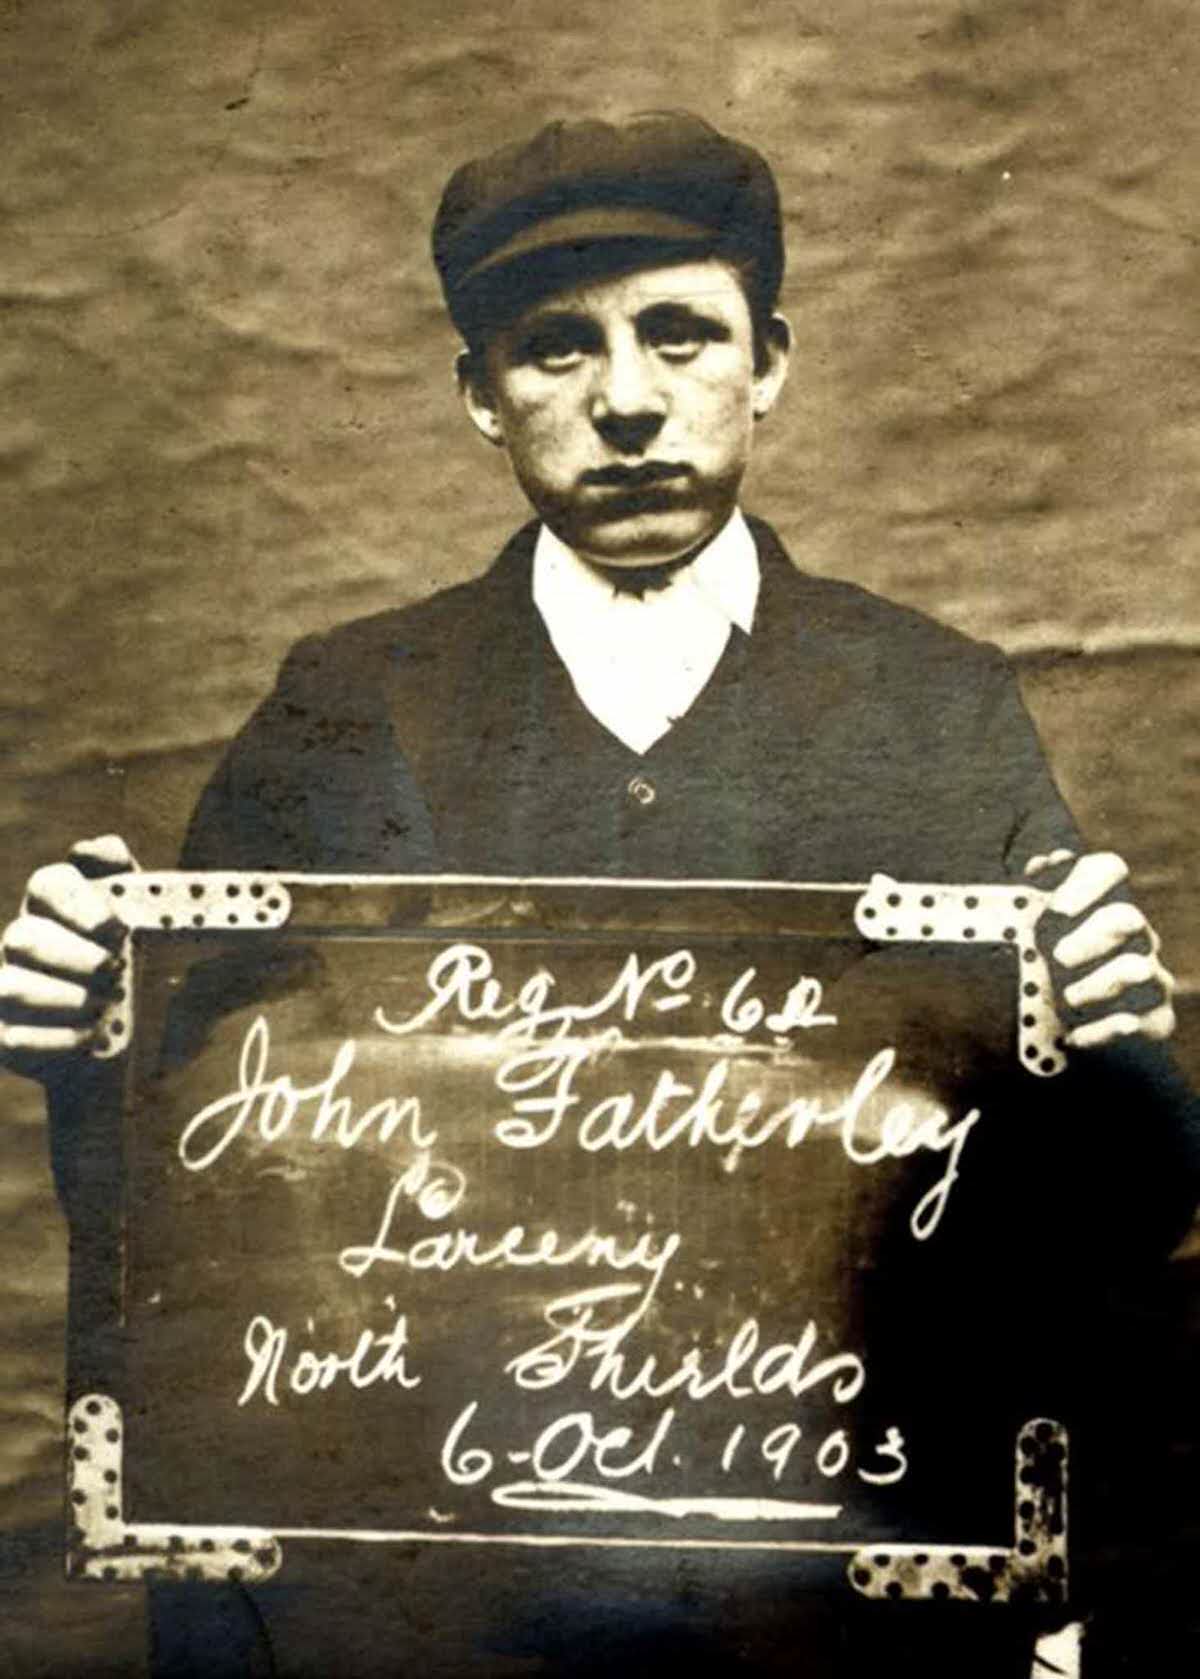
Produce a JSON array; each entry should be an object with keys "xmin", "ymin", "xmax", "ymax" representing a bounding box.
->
[{"xmin": 433, "ymin": 111, "xmax": 783, "ymax": 336}]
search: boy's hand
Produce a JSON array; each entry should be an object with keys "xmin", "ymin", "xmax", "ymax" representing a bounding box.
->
[{"xmin": 0, "ymin": 835, "xmax": 137, "ymax": 1077}]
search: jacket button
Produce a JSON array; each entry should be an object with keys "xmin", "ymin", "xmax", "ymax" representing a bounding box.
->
[{"xmin": 627, "ymin": 774, "xmax": 657, "ymax": 806}]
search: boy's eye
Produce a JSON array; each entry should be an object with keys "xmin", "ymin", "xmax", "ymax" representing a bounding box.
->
[
  {"xmin": 652, "ymin": 330, "xmax": 703, "ymax": 359},
  {"xmin": 529, "ymin": 337, "xmax": 584, "ymax": 369},
  {"xmin": 516, "ymin": 321, "xmax": 595, "ymax": 369},
  {"xmin": 651, "ymin": 320, "xmax": 698, "ymax": 350},
  {"xmin": 643, "ymin": 310, "xmax": 719, "ymax": 360}
]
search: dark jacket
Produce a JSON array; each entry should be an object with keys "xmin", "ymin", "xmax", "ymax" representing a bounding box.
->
[{"xmin": 182, "ymin": 516, "xmax": 1079, "ymax": 881}]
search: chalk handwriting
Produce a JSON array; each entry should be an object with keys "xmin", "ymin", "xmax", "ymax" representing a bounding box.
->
[
  {"xmin": 720, "ymin": 967, "xmax": 838, "ymax": 1035},
  {"xmin": 492, "ymin": 1039, "xmax": 977, "ymax": 1240},
  {"xmin": 375, "ymin": 943, "xmax": 696, "ymax": 1044},
  {"xmin": 176, "ymin": 933, "xmax": 1004, "ymax": 1535},
  {"xmin": 507, "ymin": 1288, "xmax": 866, "ymax": 1406},
  {"xmin": 179, "ymin": 1015, "xmax": 434, "ymax": 1172},
  {"xmin": 439, "ymin": 1397, "xmax": 905, "ymax": 1512},
  {"xmin": 375, "ymin": 943, "xmax": 840, "ymax": 1049},
  {"xmin": 490, "ymin": 1482, "xmax": 844, "ymax": 1520},
  {"xmin": 339, "ymin": 1165, "xmax": 680, "ymax": 1314},
  {"xmin": 239, "ymin": 1310, "xmax": 420, "ymax": 1407},
  {"xmin": 442, "ymin": 1399, "xmax": 674, "ymax": 1488}
]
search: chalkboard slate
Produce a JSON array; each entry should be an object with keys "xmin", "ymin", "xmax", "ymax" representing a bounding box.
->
[{"xmin": 65, "ymin": 874, "xmax": 1069, "ymax": 1618}]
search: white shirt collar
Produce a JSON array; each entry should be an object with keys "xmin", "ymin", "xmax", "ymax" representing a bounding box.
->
[
  {"xmin": 532, "ymin": 510, "xmax": 759, "ymax": 755},
  {"xmin": 533, "ymin": 509, "xmax": 758, "ymax": 634}
]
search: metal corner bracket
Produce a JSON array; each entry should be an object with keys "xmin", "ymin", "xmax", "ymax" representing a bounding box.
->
[
  {"xmin": 66, "ymin": 1394, "xmax": 283, "ymax": 1584},
  {"xmin": 91, "ymin": 872, "xmax": 293, "ymax": 1061},
  {"xmin": 853, "ymin": 873, "xmax": 1065, "ymax": 1077},
  {"xmin": 847, "ymin": 1418, "xmax": 1068, "ymax": 1605}
]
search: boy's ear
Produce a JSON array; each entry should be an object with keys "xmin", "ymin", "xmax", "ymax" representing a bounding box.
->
[
  {"xmin": 752, "ymin": 313, "xmax": 792, "ymax": 420},
  {"xmin": 456, "ymin": 350, "xmax": 506, "ymax": 448}
]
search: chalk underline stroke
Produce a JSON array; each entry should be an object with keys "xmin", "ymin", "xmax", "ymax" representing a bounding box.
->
[{"xmin": 489, "ymin": 1480, "xmax": 842, "ymax": 1520}]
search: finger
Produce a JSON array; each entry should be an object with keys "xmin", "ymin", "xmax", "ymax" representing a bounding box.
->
[
  {"xmin": 1052, "ymin": 901, "xmax": 1146, "ymax": 969},
  {"xmin": 0, "ymin": 965, "xmax": 99, "ymax": 1020},
  {"xmin": 1024, "ymin": 848, "xmax": 1076, "ymax": 877},
  {"xmin": 1067, "ymin": 1002, "xmax": 1176, "ymax": 1050},
  {"xmin": 1048, "ymin": 851, "xmax": 1129, "ymax": 918},
  {"xmin": 1062, "ymin": 951, "xmax": 1174, "ymax": 1012},
  {"xmin": 0, "ymin": 1021, "xmax": 95, "ymax": 1058},
  {"xmin": 22, "ymin": 863, "xmax": 124, "ymax": 943},
  {"xmin": 3, "ymin": 913, "xmax": 120, "ymax": 979},
  {"xmin": 69, "ymin": 834, "xmax": 140, "ymax": 879}
]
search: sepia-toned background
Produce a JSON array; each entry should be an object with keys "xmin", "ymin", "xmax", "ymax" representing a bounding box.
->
[{"xmin": 1, "ymin": 2, "xmax": 1196, "ymax": 1671}]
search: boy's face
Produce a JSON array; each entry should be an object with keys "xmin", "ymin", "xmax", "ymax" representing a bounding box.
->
[{"xmin": 460, "ymin": 258, "xmax": 789, "ymax": 566}]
